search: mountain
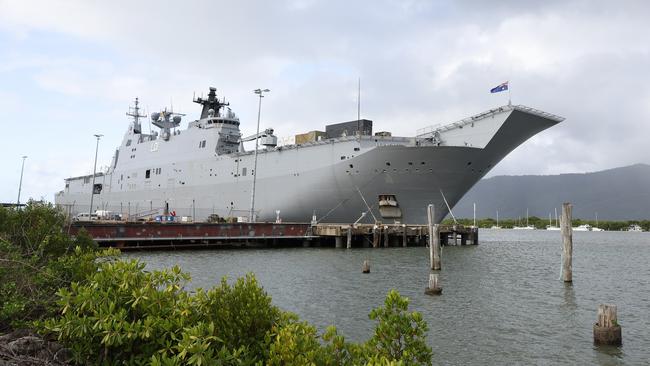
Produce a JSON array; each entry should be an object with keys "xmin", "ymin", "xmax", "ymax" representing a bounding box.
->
[{"xmin": 452, "ymin": 164, "xmax": 650, "ymax": 220}]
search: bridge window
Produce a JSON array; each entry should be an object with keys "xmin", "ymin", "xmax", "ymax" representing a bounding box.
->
[{"xmin": 145, "ymin": 169, "xmax": 151, "ymax": 179}]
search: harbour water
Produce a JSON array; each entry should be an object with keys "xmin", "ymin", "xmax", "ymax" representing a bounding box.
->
[{"xmin": 129, "ymin": 230, "xmax": 650, "ymax": 365}]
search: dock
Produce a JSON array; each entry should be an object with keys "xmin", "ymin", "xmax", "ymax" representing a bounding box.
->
[{"xmin": 70, "ymin": 221, "xmax": 478, "ymax": 250}]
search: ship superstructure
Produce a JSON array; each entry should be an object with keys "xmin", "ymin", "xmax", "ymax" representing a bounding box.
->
[{"xmin": 55, "ymin": 87, "xmax": 564, "ymax": 224}]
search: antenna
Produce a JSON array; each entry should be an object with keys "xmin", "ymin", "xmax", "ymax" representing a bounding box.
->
[
  {"xmin": 126, "ymin": 97, "xmax": 147, "ymax": 133},
  {"xmin": 357, "ymin": 77, "xmax": 361, "ymax": 135}
]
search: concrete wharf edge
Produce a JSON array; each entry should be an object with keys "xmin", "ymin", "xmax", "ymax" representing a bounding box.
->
[{"xmin": 70, "ymin": 221, "xmax": 478, "ymax": 251}]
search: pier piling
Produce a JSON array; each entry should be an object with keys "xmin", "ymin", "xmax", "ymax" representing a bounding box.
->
[
  {"xmin": 335, "ymin": 236, "xmax": 344, "ymax": 249},
  {"xmin": 427, "ymin": 205, "xmax": 441, "ymax": 270},
  {"xmin": 561, "ymin": 202, "xmax": 573, "ymax": 282},
  {"xmin": 346, "ymin": 225, "xmax": 352, "ymax": 249},
  {"xmin": 362, "ymin": 260, "xmax": 370, "ymax": 273},
  {"xmin": 593, "ymin": 304, "xmax": 622, "ymax": 345},
  {"xmin": 424, "ymin": 273, "xmax": 442, "ymax": 295}
]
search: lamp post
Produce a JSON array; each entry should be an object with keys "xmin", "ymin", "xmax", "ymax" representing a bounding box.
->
[
  {"xmin": 16, "ymin": 155, "xmax": 27, "ymax": 206},
  {"xmin": 249, "ymin": 88, "xmax": 270, "ymax": 223},
  {"xmin": 88, "ymin": 134, "xmax": 103, "ymax": 217}
]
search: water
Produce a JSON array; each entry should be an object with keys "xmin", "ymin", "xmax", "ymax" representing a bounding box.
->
[{"xmin": 128, "ymin": 230, "xmax": 650, "ymax": 365}]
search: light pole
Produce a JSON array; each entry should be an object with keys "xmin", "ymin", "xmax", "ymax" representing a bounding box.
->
[
  {"xmin": 249, "ymin": 88, "xmax": 270, "ymax": 222},
  {"xmin": 89, "ymin": 134, "xmax": 103, "ymax": 217},
  {"xmin": 16, "ymin": 155, "xmax": 27, "ymax": 206}
]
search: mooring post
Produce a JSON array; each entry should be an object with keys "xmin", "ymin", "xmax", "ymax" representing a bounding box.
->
[
  {"xmin": 561, "ymin": 202, "xmax": 573, "ymax": 282},
  {"xmin": 433, "ymin": 224, "xmax": 441, "ymax": 270},
  {"xmin": 402, "ymin": 224, "xmax": 408, "ymax": 247},
  {"xmin": 427, "ymin": 204, "xmax": 441, "ymax": 270},
  {"xmin": 424, "ymin": 273, "xmax": 442, "ymax": 295},
  {"xmin": 346, "ymin": 225, "xmax": 352, "ymax": 249},
  {"xmin": 372, "ymin": 225, "xmax": 379, "ymax": 248},
  {"xmin": 362, "ymin": 260, "xmax": 370, "ymax": 273},
  {"xmin": 593, "ymin": 304, "xmax": 622, "ymax": 345},
  {"xmin": 383, "ymin": 225, "xmax": 390, "ymax": 248},
  {"xmin": 335, "ymin": 236, "xmax": 344, "ymax": 249}
]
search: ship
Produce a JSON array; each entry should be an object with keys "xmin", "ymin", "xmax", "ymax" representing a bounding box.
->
[{"xmin": 54, "ymin": 87, "xmax": 564, "ymax": 224}]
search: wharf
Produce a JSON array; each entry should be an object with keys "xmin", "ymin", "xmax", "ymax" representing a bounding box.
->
[{"xmin": 70, "ymin": 221, "xmax": 478, "ymax": 250}]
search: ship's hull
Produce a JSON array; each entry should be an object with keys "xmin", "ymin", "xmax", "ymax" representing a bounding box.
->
[{"xmin": 55, "ymin": 105, "xmax": 562, "ymax": 224}]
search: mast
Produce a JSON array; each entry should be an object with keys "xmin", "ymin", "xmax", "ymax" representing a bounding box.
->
[
  {"xmin": 194, "ymin": 87, "xmax": 229, "ymax": 119},
  {"xmin": 356, "ymin": 77, "xmax": 361, "ymax": 135},
  {"xmin": 126, "ymin": 97, "xmax": 146, "ymax": 134}
]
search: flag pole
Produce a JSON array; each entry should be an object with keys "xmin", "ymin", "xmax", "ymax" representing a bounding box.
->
[{"xmin": 508, "ymin": 80, "xmax": 512, "ymax": 106}]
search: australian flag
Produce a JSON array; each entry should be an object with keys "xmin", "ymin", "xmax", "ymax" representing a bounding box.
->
[{"xmin": 490, "ymin": 81, "xmax": 509, "ymax": 93}]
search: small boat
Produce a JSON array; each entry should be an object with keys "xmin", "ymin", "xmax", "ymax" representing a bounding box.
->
[
  {"xmin": 573, "ymin": 224, "xmax": 592, "ymax": 231},
  {"xmin": 591, "ymin": 212, "xmax": 604, "ymax": 231},
  {"xmin": 628, "ymin": 224, "xmax": 643, "ymax": 232},
  {"xmin": 490, "ymin": 210, "xmax": 501, "ymax": 229},
  {"xmin": 546, "ymin": 209, "xmax": 560, "ymax": 230},
  {"xmin": 513, "ymin": 209, "xmax": 535, "ymax": 229}
]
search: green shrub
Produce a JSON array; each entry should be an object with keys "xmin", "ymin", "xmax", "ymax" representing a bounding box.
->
[
  {"xmin": 41, "ymin": 259, "xmax": 433, "ymax": 365},
  {"xmin": 0, "ymin": 202, "xmax": 110, "ymax": 331}
]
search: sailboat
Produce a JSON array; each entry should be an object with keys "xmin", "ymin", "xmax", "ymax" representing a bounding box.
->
[
  {"xmin": 592, "ymin": 212, "xmax": 604, "ymax": 231},
  {"xmin": 547, "ymin": 207, "xmax": 560, "ymax": 230},
  {"xmin": 513, "ymin": 209, "xmax": 535, "ymax": 230},
  {"xmin": 491, "ymin": 210, "xmax": 501, "ymax": 229}
]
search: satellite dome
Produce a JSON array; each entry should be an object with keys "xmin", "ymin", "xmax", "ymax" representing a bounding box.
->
[
  {"xmin": 151, "ymin": 112, "xmax": 160, "ymax": 121},
  {"xmin": 208, "ymin": 108, "xmax": 215, "ymax": 117},
  {"xmin": 173, "ymin": 115, "xmax": 182, "ymax": 124}
]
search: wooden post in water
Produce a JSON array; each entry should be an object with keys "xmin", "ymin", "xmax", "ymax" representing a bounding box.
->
[
  {"xmin": 346, "ymin": 225, "xmax": 352, "ymax": 249},
  {"xmin": 593, "ymin": 304, "xmax": 622, "ymax": 345},
  {"xmin": 561, "ymin": 202, "xmax": 573, "ymax": 282},
  {"xmin": 362, "ymin": 260, "xmax": 370, "ymax": 273},
  {"xmin": 372, "ymin": 225, "xmax": 379, "ymax": 248},
  {"xmin": 335, "ymin": 236, "xmax": 344, "ymax": 249},
  {"xmin": 424, "ymin": 273, "xmax": 442, "ymax": 295},
  {"xmin": 383, "ymin": 225, "xmax": 390, "ymax": 248},
  {"xmin": 402, "ymin": 224, "xmax": 408, "ymax": 247},
  {"xmin": 427, "ymin": 205, "xmax": 441, "ymax": 270}
]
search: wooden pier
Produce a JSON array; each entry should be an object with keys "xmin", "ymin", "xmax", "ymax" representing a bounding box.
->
[{"xmin": 70, "ymin": 221, "xmax": 478, "ymax": 251}]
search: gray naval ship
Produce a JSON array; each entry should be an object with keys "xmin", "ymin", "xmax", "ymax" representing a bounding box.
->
[{"xmin": 54, "ymin": 87, "xmax": 564, "ymax": 224}]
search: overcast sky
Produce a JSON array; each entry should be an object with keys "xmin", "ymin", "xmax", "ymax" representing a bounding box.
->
[{"xmin": 1, "ymin": 0, "xmax": 649, "ymax": 203}]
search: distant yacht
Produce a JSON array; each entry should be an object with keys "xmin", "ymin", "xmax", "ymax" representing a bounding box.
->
[
  {"xmin": 573, "ymin": 224, "xmax": 592, "ymax": 231},
  {"xmin": 490, "ymin": 210, "xmax": 502, "ymax": 229},
  {"xmin": 591, "ymin": 212, "xmax": 604, "ymax": 231},
  {"xmin": 628, "ymin": 224, "xmax": 643, "ymax": 232},
  {"xmin": 513, "ymin": 209, "xmax": 535, "ymax": 229},
  {"xmin": 546, "ymin": 208, "xmax": 560, "ymax": 231}
]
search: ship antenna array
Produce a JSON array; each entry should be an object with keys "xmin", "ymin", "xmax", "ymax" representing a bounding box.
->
[{"xmin": 126, "ymin": 97, "xmax": 147, "ymax": 122}]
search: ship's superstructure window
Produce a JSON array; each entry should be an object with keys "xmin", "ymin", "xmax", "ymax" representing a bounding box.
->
[
  {"xmin": 126, "ymin": 139, "xmax": 132, "ymax": 146},
  {"xmin": 198, "ymin": 140, "xmax": 207, "ymax": 148},
  {"xmin": 145, "ymin": 169, "xmax": 151, "ymax": 179}
]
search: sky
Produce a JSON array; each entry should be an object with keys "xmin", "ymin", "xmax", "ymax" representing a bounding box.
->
[{"xmin": 1, "ymin": 0, "xmax": 649, "ymax": 203}]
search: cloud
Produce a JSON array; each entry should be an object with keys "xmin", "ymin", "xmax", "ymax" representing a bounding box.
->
[{"xmin": 0, "ymin": 0, "xmax": 649, "ymax": 202}]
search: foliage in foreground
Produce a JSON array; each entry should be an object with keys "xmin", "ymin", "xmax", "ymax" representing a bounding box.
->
[
  {"xmin": 40, "ymin": 260, "xmax": 433, "ymax": 365},
  {"xmin": 0, "ymin": 202, "xmax": 114, "ymax": 331}
]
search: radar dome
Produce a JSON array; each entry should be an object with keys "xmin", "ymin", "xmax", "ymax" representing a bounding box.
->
[
  {"xmin": 208, "ymin": 108, "xmax": 215, "ymax": 117},
  {"xmin": 173, "ymin": 116, "xmax": 182, "ymax": 124},
  {"xmin": 151, "ymin": 112, "xmax": 160, "ymax": 121}
]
